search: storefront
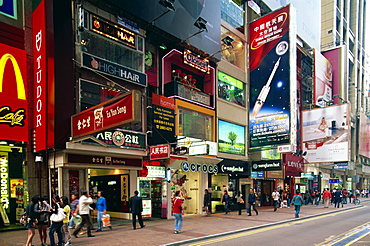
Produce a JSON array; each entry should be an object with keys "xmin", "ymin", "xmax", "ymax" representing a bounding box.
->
[
  {"xmin": 211, "ymin": 159, "xmax": 249, "ymax": 212},
  {"xmin": 283, "ymin": 154, "xmax": 304, "ymax": 198}
]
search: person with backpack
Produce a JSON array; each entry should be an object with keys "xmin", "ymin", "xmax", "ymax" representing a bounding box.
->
[{"xmin": 291, "ymin": 190, "xmax": 304, "ymax": 218}]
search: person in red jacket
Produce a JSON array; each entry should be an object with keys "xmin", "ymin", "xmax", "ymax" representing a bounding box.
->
[
  {"xmin": 172, "ymin": 191, "xmax": 183, "ymax": 234},
  {"xmin": 322, "ymin": 188, "xmax": 332, "ymax": 208}
]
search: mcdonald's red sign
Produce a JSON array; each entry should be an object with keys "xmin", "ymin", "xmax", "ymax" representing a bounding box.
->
[{"xmin": 0, "ymin": 43, "xmax": 28, "ymax": 142}]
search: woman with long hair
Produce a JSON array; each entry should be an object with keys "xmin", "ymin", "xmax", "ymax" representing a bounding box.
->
[
  {"xmin": 34, "ymin": 196, "xmax": 50, "ymax": 246},
  {"xmin": 25, "ymin": 195, "xmax": 39, "ymax": 246},
  {"xmin": 60, "ymin": 196, "xmax": 72, "ymax": 246},
  {"xmin": 172, "ymin": 191, "xmax": 183, "ymax": 234},
  {"xmin": 49, "ymin": 195, "xmax": 64, "ymax": 246}
]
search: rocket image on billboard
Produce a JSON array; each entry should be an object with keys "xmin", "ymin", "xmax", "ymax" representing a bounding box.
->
[{"xmin": 251, "ymin": 57, "xmax": 281, "ymax": 118}]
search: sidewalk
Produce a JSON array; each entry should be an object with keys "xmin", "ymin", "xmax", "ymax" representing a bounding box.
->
[{"xmin": 1, "ymin": 199, "xmax": 368, "ymax": 246}]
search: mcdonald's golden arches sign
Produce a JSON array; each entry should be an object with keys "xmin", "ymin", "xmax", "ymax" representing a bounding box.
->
[{"xmin": 0, "ymin": 43, "xmax": 28, "ymax": 142}]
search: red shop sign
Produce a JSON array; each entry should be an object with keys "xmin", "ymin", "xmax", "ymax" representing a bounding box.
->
[
  {"xmin": 71, "ymin": 90, "xmax": 141, "ymax": 140},
  {"xmin": 0, "ymin": 43, "xmax": 28, "ymax": 142},
  {"xmin": 150, "ymin": 144, "xmax": 170, "ymax": 160}
]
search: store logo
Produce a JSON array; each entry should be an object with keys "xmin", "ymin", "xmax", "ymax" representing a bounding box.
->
[
  {"xmin": 181, "ymin": 161, "xmax": 218, "ymax": 174},
  {"xmin": 0, "ymin": 106, "xmax": 25, "ymax": 126},
  {"xmin": 0, "ymin": 53, "xmax": 26, "ymax": 100},
  {"xmin": 183, "ymin": 50, "xmax": 209, "ymax": 74},
  {"xmin": 112, "ymin": 131, "xmax": 125, "ymax": 146},
  {"xmin": 0, "ymin": 157, "xmax": 9, "ymax": 210},
  {"xmin": 221, "ymin": 165, "xmax": 244, "ymax": 173}
]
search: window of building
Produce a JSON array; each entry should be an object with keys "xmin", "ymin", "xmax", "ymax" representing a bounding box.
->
[
  {"xmin": 218, "ymin": 71, "xmax": 245, "ymax": 106},
  {"xmin": 221, "ymin": 27, "xmax": 245, "ymax": 69},
  {"xmin": 178, "ymin": 108, "xmax": 212, "ymax": 141},
  {"xmin": 220, "ymin": 0, "xmax": 245, "ymax": 33}
]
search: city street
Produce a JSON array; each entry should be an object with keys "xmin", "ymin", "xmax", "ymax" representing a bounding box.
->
[{"xmin": 1, "ymin": 199, "xmax": 369, "ymax": 246}]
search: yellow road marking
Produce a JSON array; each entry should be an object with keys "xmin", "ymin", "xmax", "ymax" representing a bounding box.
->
[{"xmin": 189, "ymin": 206, "xmax": 366, "ymax": 246}]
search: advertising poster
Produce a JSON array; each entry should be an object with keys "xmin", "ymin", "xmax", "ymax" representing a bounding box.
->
[
  {"xmin": 141, "ymin": 199, "xmax": 152, "ymax": 219},
  {"xmin": 302, "ymin": 104, "xmax": 350, "ymax": 163},
  {"xmin": 249, "ymin": 5, "xmax": 296, "ymax": 148},
  {"xmin": 359, "ymin": 113, "xmax": 370, "ymax": 158},
  {"xmin": 314, "ymin": 49, "xmax": 333, "ymax": 106},
  {"xmin": 323, "ymin": 47, "xmax": 343, "ymax": 105},
  {"xmin": 218, "ymin": 120, "xmax": 245, "ymax": 155}
]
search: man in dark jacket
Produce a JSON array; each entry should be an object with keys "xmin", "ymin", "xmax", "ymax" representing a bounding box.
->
[
  {"xmin": 129, "ymin": 190, "xmax": 145, "ymax": 230},
  {"xmin": 248, "ymin": 188, "xmax": 258, "ymax": 216}
]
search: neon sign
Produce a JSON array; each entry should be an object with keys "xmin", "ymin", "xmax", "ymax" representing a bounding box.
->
[{"xmin": 0, "ymin": 157, "xmax": 9, "ymax": 210}]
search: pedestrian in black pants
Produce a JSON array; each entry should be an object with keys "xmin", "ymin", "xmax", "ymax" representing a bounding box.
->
[
  {"xmin": 248, "ymin": 189, "xmax": 258, "ymax": 216},
  {"xmin": 129, "ymin": 190, "xmax": 145, "ymax": 230},
  {"xmin": 235, "ymin": 191, "xmax": 243, "ymax": 215}
]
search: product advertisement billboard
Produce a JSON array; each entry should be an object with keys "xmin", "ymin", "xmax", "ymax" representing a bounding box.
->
[
  {"xmin": 249, "ymin": 5, "xmax": 297, "ymax": 148},
  {"xmin": 323, "ymin": 47, "xmax": 344, "ymax": 105},
  {"xmin": 314, "ymin": 49, "xmax": 333, "ymax": 106},
  {"xmin": 302, "ymin": 104, "xmax": 350, "ymax": 163},
  {"xmin": 218, "ymin": 120, "xmax": 245, "ymax": 155},
  {"xmin": 359, "ymin": 113, "xmax": 370, "ymax": 158}
]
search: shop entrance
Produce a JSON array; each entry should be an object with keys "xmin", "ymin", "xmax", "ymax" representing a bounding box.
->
[
  {"xmin": 261, "ymin": 180, "xmax": 273, "ymax": 206},
  {"xmin": 138, "ymin": 179, "xmax": 167, "ymax": 219}
]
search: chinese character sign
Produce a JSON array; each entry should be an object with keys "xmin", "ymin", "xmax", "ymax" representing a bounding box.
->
[{"xmin": 149, "ymin": 144, "xmax": 170, "ymax": 160}]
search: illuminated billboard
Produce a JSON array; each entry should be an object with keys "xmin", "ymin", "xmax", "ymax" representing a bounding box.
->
[
  {"xmin": 249, "ymin": 5, "xmax": 297, "ymax": 148},
  {"xmin": 359, "ymin": 113, "xmax": 370, "ymax": 158},
  {"xmin": 314, "ymin": 49, "xmax": 332, "ymax": 106},
  {"xmin": 302, "ymin": 104, "xmax": 350, "ymax": 163},
  {"xmin": 218, "ymin": 120, "xmax": 245, "ymax": 155}
]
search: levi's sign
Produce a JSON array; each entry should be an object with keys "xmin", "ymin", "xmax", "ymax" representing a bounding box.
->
[
  {"xmin": 71, "ymin": 90, "xmax": 141, "ymax": 139},
  {"xmin": 252, "ymin": 160, "xmax": 282, "ymax": 171},
  {"xmin": 82, "ymin": 53, "xmax": 147, "ymax": 87}
]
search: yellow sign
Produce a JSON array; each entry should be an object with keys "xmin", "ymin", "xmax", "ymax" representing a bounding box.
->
[{"xmin": 0, "ymin": 53, "xmax": 26, "ymax": 100}]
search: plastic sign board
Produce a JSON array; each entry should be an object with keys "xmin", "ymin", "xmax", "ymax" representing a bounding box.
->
[
  {"xmin": 149, "ymin": 144, "xmax": 170, "ymax": 160},
  {"xmin": 0, "ymin": 43, "xmax": 28, "ymax": 142},
  {"xmin": 329, "ymin": 179, "xmax": 340, "ymax": 183}
]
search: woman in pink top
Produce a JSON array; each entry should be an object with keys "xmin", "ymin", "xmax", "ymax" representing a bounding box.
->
[{"xmin": 172, "ymin": 191, "xmax": 183, "ymax": 234}]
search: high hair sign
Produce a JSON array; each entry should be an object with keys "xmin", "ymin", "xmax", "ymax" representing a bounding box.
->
[{"xmin": 0, "ymin": 43, "xmax": 28, "ymax": 142}]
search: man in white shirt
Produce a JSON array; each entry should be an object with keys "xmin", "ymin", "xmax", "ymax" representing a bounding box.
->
[
  {"xmin": 72, "ymin": 191, "xmax": 95, "ymax": 238},
  {"xmin": 272, "ymin": 189, "xmax": 280, "ymax": 212}
]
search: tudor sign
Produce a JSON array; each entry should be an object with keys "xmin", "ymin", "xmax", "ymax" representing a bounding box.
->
[{"xmin": 71, "ymin": 90, "xmax": 141, "ymax": 139}]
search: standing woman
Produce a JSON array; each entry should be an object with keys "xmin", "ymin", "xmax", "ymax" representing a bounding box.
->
[
  {"xmin": 60, "ymin": 196, "xmax": 72, "ymax": 246},
  {"xmin": 49, "ymin": 195, "xmax": 64, "ymax": 246},
  {"xmin": 34, "ymin": 196, "xmax": 50, "ymax": 246},
  {"xmin": 222, "ymin": 190, "xmax": 230, "ymax": 214},
  {"xmin": 203, "ymin": 189, "xmax": 211, "ymax": 216},
  {"xmin": 26, "ymin": 195, "xmax": 39, "ymax": 246},
  {"xmin": 235, "ymin": 191, "xmax": 243, "ymax": 215},
  {"xmin": 172, "ymin": 191, "xmax": 183, "ymax": 234},
  {"xmin": 96, "ymin": 191, "xmax": 111, "ymax": 231}
]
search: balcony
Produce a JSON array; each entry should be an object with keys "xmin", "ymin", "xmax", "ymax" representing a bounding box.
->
[{"xmin": 164, "ymin": 81, "xmax": 212, "ymax": 107}]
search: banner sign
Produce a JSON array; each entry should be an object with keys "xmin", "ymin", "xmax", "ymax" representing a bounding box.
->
[
  {"xmin": 283, "ymin": 154, "xmax": 304, "ymax": 173},
  {"xmin": 252, "ymin": 160, "xmax": 282, "ymax": 172},
  {"xmin": 67, "ymin": 154, "xmax": 142, "ymax": 168},
  {"xmin": 149, "ymin": 144, "xmax": 170, "ymax": 160},
  {"xmin": 302, "ymin": 104, "xmax": 350, "ymax": 163},
  {"xmin": 314, "ymin": 49, "xmax": 333, "ymax": 106},
  {"xmin": 0, "ymin": 43, "xmax": 28, "ymax": 142},
  {"xmin": 82, "ymin": 129, "xmax": 146, "ymax": 149},
  {"xmin": 82, "ymin": 53, "xmax": 147, "ymax": 87},
  {"xmin": 71, "ymin": 90, "xmax": 141, "ymax": 139},
  {"xmin": 249, "ymin": 5, "xmax": 294, "ymax": 148},
  {"xmin": 141, "ymin": 199, "xmax": 152, "ymax": 219}
]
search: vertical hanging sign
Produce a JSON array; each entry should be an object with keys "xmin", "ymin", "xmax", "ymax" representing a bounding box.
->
[{"xmin": 32, "ymin": 0, "xmax": 48, "ymax": 152}]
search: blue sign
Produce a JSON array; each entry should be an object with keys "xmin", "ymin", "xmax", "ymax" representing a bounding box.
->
[
  {"xmin": 251, "ymin": 171, "xmax": 264, "ymax": 179},
  {"xmin": 334, "ymin": 164, "xmax": 348, "ymax": 169},
  {"xmin": 0, "ymin": 0, "xmax": 17, "ymax": 19},
  {"xmin": 329, "ymin": 179, "xmax": 340, "ymax": 183},
  {"xmin": 82, "ymin": 53, "xmax": 147, "ymax": 87}
]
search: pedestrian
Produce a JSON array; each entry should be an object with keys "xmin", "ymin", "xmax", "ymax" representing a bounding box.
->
[
  {"xmin": 96, "ymin": 190, "xmax": 111, "ymax": 231},
  {"xmin": 129, "ymin": 190, "xmax": 146, "ymax": 230},
  {"xmin": 342, "ymin": 189, "xmax": 348, "ymax": 204},
  {"xmin": 333, "ymin": 189, "xmax": 342, "ymax": 208},
  {"xmin": 60, "ymin": 196, "xmax": 72, "ymax": 246},
  {"xmin": 272, "ymin": 189, "xmax": 280, "ymax": 211},
  {"xmin": 235, "ymin": 191, "xmax": 243, "ymax": 215},
  {"xmin": 322, "ymin": 188, "xmax": 332, "ymax": 208},
  {"xmin": 286, "ymin": 190, "xmax": 291, "ymax": 208},
  {"xmin": 222, "ymin": 190, "xmax": 230, "ymax": 214},
  {"xmin": 314, "ymin": 190, "xmax": 321, "ymax": 205},
  {"xmin": 304, "ymin": 191, "xmax": 310, "ymax": 205},
  {"xmin": 49, "ymin": 195, "xmax": 64, "ymax": 246},
  {"xmin": 172, "ymin": 191, "xmax": 183, "ymax": 234},
  {"xmin": 34, "ymin": 196, "xmax": 50, "ymax": 246},
  {"xmin": 203, "ymin": 189, "xmax": 211, "ymax": 216},
  {"xmin": 72, "ymin": 191, "xmax": 95, "ymax": 238},
  {"xmin": 291, "ymin": 190, "xmax": 303, "ymax": 218},
  {"xmin": 247, "ymin": 188, "xmax": 258, "ymax": 216},
  {"xmin": 25, "ymin": 195, "xmax": 39, "ymax": 246},
  {"xmin": 68, "ymin": 193, "xmax": 79, "ymax": 229}
]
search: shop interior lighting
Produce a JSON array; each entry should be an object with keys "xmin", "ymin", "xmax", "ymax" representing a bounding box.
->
[
  {"xmin": 148, "ymin": 0, "xmax": 176, "ymax": 25},
  {"xmin": 182, "ymin": 17, "xmax": 208, "ymax": 41},
  {"xmin": 203, "ymin": 36, "xmax": 234, "ymax": 60}
]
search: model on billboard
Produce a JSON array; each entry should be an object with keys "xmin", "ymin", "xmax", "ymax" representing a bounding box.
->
[{"xmin": 251, "ymin": 41, "xmax": 288, "ymax": 118}]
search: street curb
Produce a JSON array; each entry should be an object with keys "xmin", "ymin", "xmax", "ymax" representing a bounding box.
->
[{"xmin": 162, "ymin": 203, "xmax": 367, "ymax": 246}]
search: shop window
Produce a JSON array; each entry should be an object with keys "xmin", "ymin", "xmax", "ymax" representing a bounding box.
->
[
  {"xmin": 220, "ymin": 27, "xmax": 245, "ymax": 69},
  {"xmin": 220, "ymin": 0, "xmax": 245, "ymax": 33},
  {"xmin": 218, "ymin": 71, "xmax": 245, "ymax": 106},
  {"xmin": 80, "ymin": 80, "xmax": 125, "ymax": 111},
  {"xmin": 172, "ymin": 64, "xmax": 205, "ymax": 92},
  {"xmin": 80, "ymin": 31, "xmax": 144, "ymax": 72},
  {"xmin": 178, "ymin": 108, "xmax": 212, "ymax": 141}
]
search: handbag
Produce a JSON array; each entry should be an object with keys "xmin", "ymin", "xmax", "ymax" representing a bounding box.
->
[
  {"xmin": 50, "ymin": 204, "xmax": 66, "ymax": 222},
  {"xmin": 19, "ymin": 212, "xmax": 28, "ymax": 226},
  {"xmin": 239, "ymin": 198, "xmax": 244, "ymax": 204}
]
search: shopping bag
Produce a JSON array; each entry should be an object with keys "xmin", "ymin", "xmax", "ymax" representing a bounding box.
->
[
  {"xmin": 74, "ymin": 215, "xmax": 82, "ymax": 227},
  {"xmin": 102, "ymin": 214, "xmax": 111, "ymax": 227}
]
